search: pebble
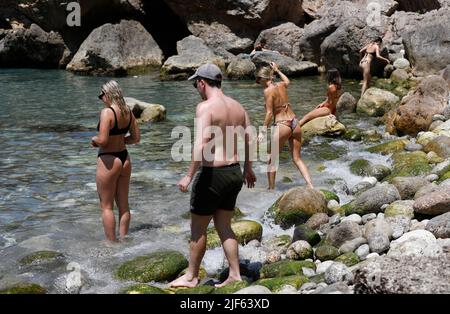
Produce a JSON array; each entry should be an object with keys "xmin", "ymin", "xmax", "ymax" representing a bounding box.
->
[
  {"xmin": 276, "ymin": 285, "xmax": 298, "ymax": 294},
  {"xmin": 432, "ymin": 114, "xmax": 446, "ymax": 121},
  {"xmin": 316, "ymin": 260, "xmax": 334, "ymax": 274},
  {"xmin": 342, "ymin": 214, "xmax": 362, "ymax": 225},
  {"xmin": 302, "ymin": 267, "xmax": 316, "ymax": 278},
  {"xmin": 366, "ymin": 252, "xmax": 380, "ymax": 259},
  {"xmin": 363, "ymin": 177, "xmax": 378, "ymax": 186},
  {"xmin": 405, "ymin": 143, "xmax": 423, "ymax": 152},
  {"xmin": 425, "ymin": 174, "xmax": 439, "ymax": 182},
  {"xmin": 324, "ymin": 262, "xmax": 354, "ymax": 284},
  {"xmin": 317, "ymin": 283, "xmax": 328, "ymax": 289},
  {"xmin": 329, "ymin": 214, "xmax": 341, "ymax": 226},
  {"xmin": 355, "ymin": 244, "xmax": 370, "ymax": 260},
  {"xmin": 362, "ymin": 213, "xmax": 377, "ymax": 224},
  {"xmin": 300, "ymin": 282, "xmax": 317, "ymax": 291}
]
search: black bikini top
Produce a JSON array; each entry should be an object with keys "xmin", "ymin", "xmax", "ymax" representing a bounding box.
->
[{"xmin": 97, "ymin": 107, "xmax": 132, "ymax": 136}]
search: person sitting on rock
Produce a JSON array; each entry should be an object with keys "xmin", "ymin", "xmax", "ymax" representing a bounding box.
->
[
  {"xmin": 250, "ymin": 38, "xmax": 270, "ymax": 56},
  {"xmin": 359, "ymin": 36, "xmax": 391, "ymax": 98},
  {"xmin": 298, "ymin": 68, "xmax": 342, "ymax": 127}
]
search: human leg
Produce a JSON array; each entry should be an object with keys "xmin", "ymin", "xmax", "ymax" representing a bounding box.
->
[
  {"xmin": 290, "ymin": 128, "xmax": 314, "ymax": 189},
  {"xmin": 115, "ymin": 156, "xmax": 132, "ymax": 239}
]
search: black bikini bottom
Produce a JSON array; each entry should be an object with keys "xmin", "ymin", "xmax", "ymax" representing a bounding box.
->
[{"xmin": 98, "ymin": 150, "xmax": 128, "ymax": 165}]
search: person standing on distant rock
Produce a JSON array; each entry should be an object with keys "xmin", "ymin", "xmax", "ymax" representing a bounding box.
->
[
  {"xmin": 298, "ymin": 68, "xmax": 343, "ymax": 127},
  {"xmin": 92, "ymin": 81, "xmax": 140, "ymax": 242},
  {"xmin": 169, "ymin": 64, "xmax": 256, "ymax": 289},
  {"xmin": 250, "ymin": 38, "xmax": 270, "ymax": 56},
  {"xmin": 359, "ymin": 37, "xmax": 391, "ymax": 98},
  {"xmin": 256, "ymin": 62, "xmax": 314, "ymax": 190}
]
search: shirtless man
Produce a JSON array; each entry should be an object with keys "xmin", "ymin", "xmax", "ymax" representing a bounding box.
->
[
  {"xmin": 256, "ymin": 62, "xmax": 313, "ymax": 190},
  {"xmin": 169, "ymin": 64, "xmax": 256, "ymax": 289}
]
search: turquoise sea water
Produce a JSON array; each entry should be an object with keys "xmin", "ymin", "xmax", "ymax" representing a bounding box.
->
[{"xmin": 0, "ymin": 69, "xmax": 390, "ymax": 292}]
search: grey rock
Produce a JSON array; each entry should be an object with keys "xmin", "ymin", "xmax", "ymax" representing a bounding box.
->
[
  {"xmin": 324, "ymin": 262, "xmax": 353, "ymax": 285},
  {"xmin": 426, "ymin": 212, "xmax": 450, "ymax": 239},
  {"xmin": 425, "ymin": 174, "xmax": 439, "ymax": 182},
  {"xmin": 300, "ymin": 282, "xmax": 317, "ymax": 291},
  {"xmin": 355, "ymin": 244, "xmax": 370, "ymax": 260},
  {"xmin": 0, "ymin": 24, "xmax": 69, "ymax": 68},
  {"xmin": 354, "ymin": 254, "xmax": 450, "ymax": 293},
  {"xmin": 251, "ymin": 51, "xmax": 318, "ymax": 77},
  {"xmin": 431, "ymin": 159, "xmax": 450, "ymax": 177},
  {"xmin": 366, "ymin": 252, "xmax": 380, "ymax": 259},
  {"xmin": 302, "ymin": 267, "xmax": 316, "ymax": 278},
  {"xmin": 286, "ymin": 240, "xmax": 313, "ymax": 260},
  {"xmin": 67, "ymin": 20, "xmax": 163, "ymax": 76},
  {"xmin": 388, "ymin": 230, "xmax": 442, "ymax": 257},
  {"xmin": 413, "ymin": 186, "xmax": 450, "ymax": 215},
  {"xmin": 351, "ymin": 181, "xmax": 375, "ymax": 196},
  {"xmin": 316, "ymin": 260, "xmax": 334, "ymax": 274},
  {"xmin": 326, "ymin": 221, "xmax": 362, "ymax": 248},
  {"xmin": 432, "ymin": 114, "xmax": 446, "ymax": 122},
  {"xmin": 329, "ymin": 214, "xmax": 341, "ymax": 226},
  {"xmin": 337, "ymin": 92, "xmax": 357, "ymax": 114},
  {"xmin": 348, "ymin": 184, "xmax": 401, "ymax": 215},
  {"xmin": 276, "ymin": 285, "xmax": 298, "ymax": 294},
  {"xmin": 391, "ymin": 176, "xmax": 429, "ymax": 200},
  {"xmin": 405, "ymin": 143, "xmax": 423, "ymax": 152},
  {"xmin": 313, "ymin": 282, "xmax": 352, "ymax": 294},
  {"xmin": 333, "ymin": 180, "xmax": 350, "ymax": 195},
  {"xmin": 437, "ymin": 238, "xmax": 450, "ymax": 252},
  {"xmin": 305, "ymin": 213, "xmax": 330, "ymax": 230},
  {"xmin": 226, "ymin": 54, "xmax": 256, "ymax": 80},
  {"xmin": 339, "ymin": 237, "xmax": 367, "ymax": 254},
  {"xmin": 386, "ymin": 215, "xmax": 412, "ymax": 239},
  {"xmin": 384, "ymin": 200, "xmax": 415, "ymax": 218},
  {"xmin": 414, "ymin": 183, "xmax": 440, "ymax": 199},
  {"xmin": 369, "ymin": 164, "xmax": 392, "ymax": 181},
  {"xmin": 256, "ymin": 22, "xmax": 304, "ymax": 60},
  {"xmin": 429, "ymin": 120, "xmax": 444, "ymax": 131},
  {"xmin": 361, "ymin": 213, "xmax": 377, "ymax": 224},
  {"xmin": 234, "ymin": 285, "xmax": 272, "ymax": 294},
  {"xmin": 341, "ymin": 214, "xmax": 362, "ymax": 225}
]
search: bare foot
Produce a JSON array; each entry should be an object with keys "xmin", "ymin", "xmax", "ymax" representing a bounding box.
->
[
  {"xmin": 169, "ymin": 274, "xmax": 199, "ymax": 288},
  {"xmin": 214, "ymin": 277, "xmax": 242, "ymax": 288}
]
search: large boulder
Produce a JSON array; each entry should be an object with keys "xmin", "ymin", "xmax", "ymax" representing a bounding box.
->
[
  {"xmin": 0, "ymin": 24, "xmax": 69, "ymax": 68},
  {"xmin": 67, "ymin": 20, "xmax": 163, "ymax": 76},
  {"xmin": 115, "ymin": 250, "xmax": 188, "ymax": 283},
  {"xmin": 267, "ymin": 187, "xmax": 328, "ymax": 229},
  {"xmin": 384, "ymin": 200, "xmax": 415, "ymax": 218},
  {"xmin": 367, "ymin": 139, "xmax": 409, "ymax": 155},
  {"xmin": 259, "ymin": 260, "xmax": 315, "ymax": 279},
  {"xmin": 256, "ymin": 22, "xmax": 304, "ymax": 60},
  {"xmin": 251, "ymin": 51, "xmax": 318, "ymax": 77},
  {"xmin": 207, "ymin": 220, "xmax": 263, "ymax": 249},
  {"xmin": 301, "ymin": 115, "xmax": 346, "ymax": 139},
  {"xmin": 354, "ymin": 254, "xmax": 450, "ymax": 294},
  {"xmin": 357, "ymin": 88, "xmax": 400, "ymax": 117},
  {"xmin": 345, "ymin": 184, "xmax": 401, "ymax": 216},
  {"xmin": 403, "ymin": 15, "xmax": 450, "ymax": 76},
  {"xmin": 226, "ymin": 54, "xmax": 256, "ymax": 80},
  {"xmin": 124, "ymin": 97, "xmax": 166, "ymax": 123},
  {"xmin": 424, "ymin": 136, "xmax": 450, "ymax": 158},
  {"xmin": 161, "ymin": 35, "xmax": 226, "ymax": 80},
  {"xmin": 413, "ymin": 186, "xmax": 450, "ymax": 216},
  {"xmin": 388, "ymin": 151, "xmax": 431, "ymax": 179},
  {"xmin": 387, "ymin": 230, "xmax": 442, "ymax": 257},
  {"xmin": 187, "ymin": 22, "xmax": 253, "ymax": 59},
  {"xmin": 385, "ymin": 75, "xmax": 449, "ymax": 136},
  {"xmin": 391, "ymin": 177, "xmax": 430, "ymax": 199},
  {"xmin": 426, "ymin": 212, "xmax": 450, "ymax": 239}
]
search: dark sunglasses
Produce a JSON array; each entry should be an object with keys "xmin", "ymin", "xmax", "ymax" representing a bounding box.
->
[
  {"xmin": 193, "ymin": 79, "xmax": 201, "ymax": 89},
  {"xmin": 98, "ymin": 92, "xmax": 105, "ymax": 100}
]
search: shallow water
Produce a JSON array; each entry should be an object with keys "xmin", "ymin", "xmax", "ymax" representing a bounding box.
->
[{"xmin": 0, "ymin": 69, "xmax": 391, "ymax": 293}]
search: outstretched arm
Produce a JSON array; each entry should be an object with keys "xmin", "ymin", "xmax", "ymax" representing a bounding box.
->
[{"xmin": 270, "ymin": 62, "xmax": 290, "ymax": 87}]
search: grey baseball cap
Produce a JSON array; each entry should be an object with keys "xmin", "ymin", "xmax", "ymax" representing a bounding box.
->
[{"xmin": 188, "ymin": 63, "xmax": 223, "ymax": 81}]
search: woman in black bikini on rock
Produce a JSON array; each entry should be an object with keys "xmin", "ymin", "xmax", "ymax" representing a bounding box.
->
[
  {"xmin": 256, "ymin": 62, "xmax": 313, "ymax": 190},
  {"xmin": 91, "ymin": 80, "xmax": 140, "ymax": 242},
  {"xmin": 359, "ymin": 36, "xmax": 391, "ymax": 98}
]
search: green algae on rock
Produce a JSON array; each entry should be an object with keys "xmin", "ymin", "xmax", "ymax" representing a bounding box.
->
[
  {"xmin": 387, "ymin": 151, "xmax": 431, "ymax": 180},
  {"xmin": 349, "ymin": 159, "xmax": 372, "ymax": 176},
  {"xmin": 175, "ymin": 285, "xmax": 215, "ymax": 294},
  {"xmin": 315, "ymin": 245, "xmax": 340, "ymax": 261},
  {"xmin": 367, "ymin": 139, "xmax": 409, "ymax": 155},
  {"xmin": 207, "ymin": 220, "xmax": 263, "ymax": 249},
  {"xmin": 0, "ymin": 283, "xmax": 46, "ymax": 294},
  {"xmin": 212, "ymin": 280, "xmax": 249, "ymax": 294},
  {"xmin": 335, "ymin": 252, "xmax": 360, "ymax": 267},
  {"xmin": 19, "ymin": 250, "xmax": 65, "ymax": 266},
  {"xmin": 320, "ymin": 189, "xmax": 340, "ymax": 203},
  {"xmin": 120, "ymin": 284, "xmax": 169, "ymax": 294},
  {"xmin": 259, "ymin": 260, "xmax": 316, "ymax": 279},
  {"xmin": 253, "ymin": 275, "xmax": 309, "ymax": 292},
  {"xmin": 115, "ymin": 250, "xmax": 188, "ymax": 283}
]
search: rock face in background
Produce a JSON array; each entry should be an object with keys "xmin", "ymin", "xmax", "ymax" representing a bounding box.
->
[
  {"xmin": 354, "ymin": 253, "xmax": 450, "ymax": 293},
  {"xmin": 0, "ymin": 24, "xmax": 70, "ymax": 68},
  {"xmin": 386, "ymin": 75, "xmax": 449, "ymax": 136},
  {"xmin": 256, "ymin": 22, "xmax": 304, "ymax": 60},
  {"xmin": 251, "ymin": 51, "xmax": 318, "ymax": 76},
  {"xmin": 66, "ymin": 20, "xmax": 164, "ymax": 76},
  {"xmin": 163, "ymin": 0, "xmax": 304, "ymax": 31},
  {"xmin": 124, "ymin": 97, "xmax": 166, "ymax": 123},
  {"xmin": 403, "ymin": 15, "xmax": 450, "ymax": 76}
]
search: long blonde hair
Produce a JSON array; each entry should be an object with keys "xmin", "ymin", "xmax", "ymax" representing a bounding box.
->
[{"xmin": 101, "ymin": 80, "xmax": 127, "ymax": 117}]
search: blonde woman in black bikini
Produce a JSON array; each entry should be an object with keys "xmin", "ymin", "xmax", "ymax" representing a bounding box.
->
[
  {"xmin": 256, "ymin": 62, "xmax": 314, "ymax": 190},
  {"xmin": 359, "ymin": 37, "xmax": 390, "ymax": 98},
  {"xmin": 91, "ymin": 80, "xmax": 140, "ymax": 242}
]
